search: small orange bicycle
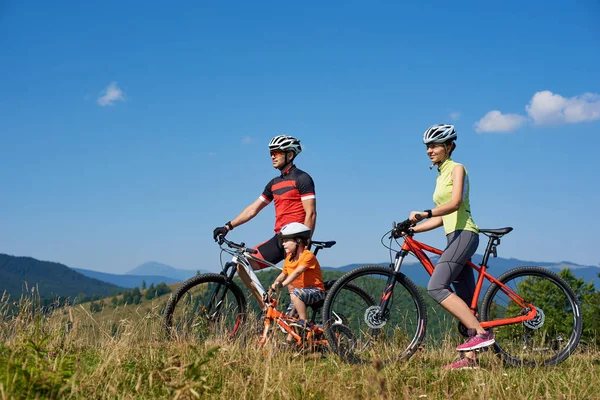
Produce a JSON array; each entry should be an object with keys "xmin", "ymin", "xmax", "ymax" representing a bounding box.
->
[
  {"xmin": 323, "ymin": 219, "xmax": 582, "ymax": 366},
  {"xmin": 258, "ymin": 290, "xmax": 355, "ymax": 353}
]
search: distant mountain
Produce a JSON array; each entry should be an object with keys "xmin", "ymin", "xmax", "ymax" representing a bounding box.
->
[
  {"xmin": 126, "ymin": 261, "xmax": 206, "ymax": 282},
  {"xmin": 0, "ymin": 253, "xmax": 123, "ymax": 300},
  {"xmin": 324, "ymin": 254, "xmax": 600, "ymax": 289},
  {"xmin": 72, "ymin": 268, "xmax": 180, "ymax": 289}
]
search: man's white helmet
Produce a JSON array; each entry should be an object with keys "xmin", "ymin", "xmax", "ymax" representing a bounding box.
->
[
  {"xmin": 268, "ymin": 135, "xmax": 302, "ymax": 156},
  {"xmin": 278, "ymin": 222, "xmax": 312, "ymax": 240},
  {"xmin": 423, "ymin": 124, "xmax": 457, "ymax": 144}
]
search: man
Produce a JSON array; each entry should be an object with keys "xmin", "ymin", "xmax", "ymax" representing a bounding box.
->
[{"xmin": 213, "ymin": 134, "xmax": 317, "ymax": 308}]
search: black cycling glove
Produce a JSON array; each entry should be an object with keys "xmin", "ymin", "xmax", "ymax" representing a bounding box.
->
[{"xmin": 213, "ymin": 226, "xmax": 228, "ymax": 242}]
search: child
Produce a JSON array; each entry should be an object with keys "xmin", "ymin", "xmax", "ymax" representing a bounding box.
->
[{"xmin": 268, "ymin": 222, "xmax": 326, "ymax": 337}]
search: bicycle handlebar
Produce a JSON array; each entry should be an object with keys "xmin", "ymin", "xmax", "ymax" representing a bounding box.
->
[
  {"xmin": 391, "ymin": 219, "xmax": 415, "ymax": 239},
  {"xmin": 217, "ymin": 235, "xmax": 258, "ymax": 254}
]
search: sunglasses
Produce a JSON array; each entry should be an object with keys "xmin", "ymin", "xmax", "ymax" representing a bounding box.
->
[{"xmin": 270, "ymin": 150, "xmax": 285, "ymax": 157}]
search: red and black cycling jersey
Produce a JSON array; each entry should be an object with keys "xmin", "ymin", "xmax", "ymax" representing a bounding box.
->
[{"xmin": 260, "ymin": 165, "xmax": 315, "ymax": 233}]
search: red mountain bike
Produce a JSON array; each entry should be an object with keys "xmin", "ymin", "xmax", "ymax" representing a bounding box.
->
[{"xmin": 323, "ymin": 219, "xmax": 582, "ymax": 366}]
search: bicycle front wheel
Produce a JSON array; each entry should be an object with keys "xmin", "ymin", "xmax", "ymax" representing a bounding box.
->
[
  {"xmin": 163, "ymin": 273, "xmax": 247, "ymax": 342},
  {"xmin": 323, "ymin": 266, "xmax": 427, "ymax": 364},
  {"xmin": 481, "ymin": 266, "xmax": 582, "ymax": 366}
]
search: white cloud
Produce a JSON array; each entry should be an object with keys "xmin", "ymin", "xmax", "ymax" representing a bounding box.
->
[
  {"xmin": 474, "ymin": 90, "xmax": 600, "ymax": 133},
  {"xmin": 526, "ymin": 90, "xmax": 600, "ymax": 125},
  {"xmin": 242, "ymin": 136, "xmax": 254, "ymax": 144},
  {"xmin": 97, "ymin": 82, "xmax": 125, "ymax": 106},
  {"xmin": 473, "ymin": 110, "xmax": 527, "ymax": 133},
  {"xmin": 449, "ymin": 112, "xmax": 461, "ymax": 121}
]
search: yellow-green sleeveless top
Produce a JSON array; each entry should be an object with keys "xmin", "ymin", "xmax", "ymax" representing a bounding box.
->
[{"xmin": 433, "ymin": 158, "xmax": 479, "ymax": 235}]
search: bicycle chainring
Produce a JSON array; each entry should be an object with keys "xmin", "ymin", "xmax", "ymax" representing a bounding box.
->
[
  {"xmin": 523, "ymin": 307, "xmax": 545, "ymax": 330},
  {"xmin": 364, "ymin": 306, "xmax": 387, "ymax": 329}
]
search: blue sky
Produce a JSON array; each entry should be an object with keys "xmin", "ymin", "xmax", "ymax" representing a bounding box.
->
[{"xmin": 1, "ymin": 1, "xmax": 599, "ymax": 274}]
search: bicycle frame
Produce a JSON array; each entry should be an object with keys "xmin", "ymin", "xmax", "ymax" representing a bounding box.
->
[
  {"xmin": 383, "ymin": 235, "xmax": 537, "ymax": 329},
  {"xmin": 227, "ymin": 249, "xmax": 281, "ymax": 300},
  {"xmin": 258, "ymin": 295, "xmax": 327, "ymax": 347}
]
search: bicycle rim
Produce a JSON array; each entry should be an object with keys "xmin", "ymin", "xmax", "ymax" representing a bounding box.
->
[
  {"xmin": 323, "ymin": 266, "xmax": 427, "ymax": 364},
  {"xmin": 164, "ymin": 274, "xmax": 246, "ymax": 342},
  {"xmin": 481, "ymin": 266, "xmax": 582, "ymax": 366}
]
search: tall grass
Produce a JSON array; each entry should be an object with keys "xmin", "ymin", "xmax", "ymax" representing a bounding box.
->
[{"xmin": 0, "ymin": 291, "xmax": 598, "ymax": 399}]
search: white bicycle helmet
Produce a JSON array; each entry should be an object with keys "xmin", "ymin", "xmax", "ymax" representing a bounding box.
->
[
  {"xmin": 423, "ymin": 124, "xmax": 457, "ymax": 144},
  {"xmin": 278, "ymin": 222, "xmax": 312, "ymax": 240},
  {"xmin": 268, "ymin": 135, "xmax": 302, "ymax": 156}
]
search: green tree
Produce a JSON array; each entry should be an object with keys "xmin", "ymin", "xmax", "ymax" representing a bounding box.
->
[
  {"xmin": 74, "ymin": 293, "xmax": 91, "ymax": 304},
  {"xmin": 131, "ymin": 287, "xmax": 142, "ymax": 304},
  {"xmin": 144, "ymin": 283, "xmax": 156, "ymax": 300},
  {"xmin": 142, "ymin": 280, "xmax": 147, "ymax": 290},
  {"xmin": 89, "ymin": 301, "xmax": 102, "ymax": 313},
  {"xmin": 122, "ymin": 290, "xmax": 133, "ymax": 305},
  {"xmin": 154, "ymin": 282, "xmax": 171, "ymax": 297}
]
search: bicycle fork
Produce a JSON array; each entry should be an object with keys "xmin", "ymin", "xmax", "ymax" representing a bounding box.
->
[
  {"xmin": 374, "ymin": 250, "xmax": 409, "ymax": 324},
  {"xmin": 203, "ymin": 262, "xmax": 238, "ymax": 318}
]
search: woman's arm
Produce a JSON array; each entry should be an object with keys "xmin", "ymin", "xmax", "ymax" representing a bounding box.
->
[{"xmin": 412, "ymin": 216, "xmax": 443, "ymax": 233}]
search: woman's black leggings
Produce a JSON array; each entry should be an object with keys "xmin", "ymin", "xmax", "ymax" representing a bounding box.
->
[{"xmin": 427, "ymin": 230, "xmax": 479, "ymax": 305}]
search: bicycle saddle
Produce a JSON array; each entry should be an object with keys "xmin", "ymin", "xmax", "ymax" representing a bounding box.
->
[
  {"xmin": 479, "ymin": 227, "xmax": 513, "ymax": 235},
  {"xmin": 311, "ymin": 240, "xmax": 336, "ymax": 248}
]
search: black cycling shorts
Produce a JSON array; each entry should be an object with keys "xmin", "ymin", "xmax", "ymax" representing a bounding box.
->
[{"xmin": 253, "ymin": 235, "xmax": 286, "ymax": 270}]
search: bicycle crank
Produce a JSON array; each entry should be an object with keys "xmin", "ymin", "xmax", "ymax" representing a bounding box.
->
[{"xmin": 364, "ymin": 306, "xmax": 387, "ymax": 329}]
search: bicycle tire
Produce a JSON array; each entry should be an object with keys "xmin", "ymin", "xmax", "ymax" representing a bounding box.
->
[
  {"xmin": 323, "ymin": 265, "xmax": 427, "ymax": 364},
  {"xmin": 481, "ymin": 266, "xmax": 582, "ymax": 366},
  {"xmin": 163, "ymin": 273, "xmax": 247, "ymax": 341}
]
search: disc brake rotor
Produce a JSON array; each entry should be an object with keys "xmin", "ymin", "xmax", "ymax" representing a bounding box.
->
[
  {"xmin": 523, "ymin": 307, "xmax": 545, "ymax": 330},
  {"xmin": 364, "ymin": 306, "xmax": 387, "ymax": 329}
]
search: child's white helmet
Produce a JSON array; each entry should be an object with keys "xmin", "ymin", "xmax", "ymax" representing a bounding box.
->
[{"xmin": 278, "ymin": 222, "xmax": 312, "ymax": 240}]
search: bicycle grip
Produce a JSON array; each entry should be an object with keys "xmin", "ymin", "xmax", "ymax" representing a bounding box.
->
[{"xmin": 247, "ymin": 248, "xmax": 258, "ymax": 254}]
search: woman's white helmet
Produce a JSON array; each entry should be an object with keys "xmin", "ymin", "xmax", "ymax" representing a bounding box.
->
[
  {"xmin": 268, "ymin": 135, "xmax": 302, "ymax": 156},
  {"xmin": 423, "ymin": 124, "xmax": 457, "ymax": 144},
  {"xmin": 278, "ymin": 222, "xmax": 312, "ymax": 240}
]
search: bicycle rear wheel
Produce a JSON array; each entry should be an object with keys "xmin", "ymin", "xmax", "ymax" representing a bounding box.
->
[
  {"xmin": 163, "ymin": 273, "xmax": 247, "ymax": 341},
  {"xmin": 481, "ymin": 266, "xmax": 582, "ymax": 366},
  {"xmin": 323, "ymin": 265, "xmax": 427, "ymax": 364}
]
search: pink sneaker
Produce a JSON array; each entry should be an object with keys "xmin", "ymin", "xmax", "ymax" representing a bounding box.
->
[
  {"xmin": 442, "ymin": 355, "xmax": 479, "ymax": 370},
  {"xmin": 456, "ymin": 330, "xmax": 495, "ymax": 351}
]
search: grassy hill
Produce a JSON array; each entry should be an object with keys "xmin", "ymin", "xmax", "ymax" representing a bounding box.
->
[
  {"xmin": 1, "ymin": 280, "xmax": 598, "ymax": 399},
  {"xmin": 0, "ymin": 253, "xmax": 124, "ymax": 301}
]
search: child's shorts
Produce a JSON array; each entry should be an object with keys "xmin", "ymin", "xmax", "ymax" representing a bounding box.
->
[{"xmin": 286, "ymin": 287, "xmax": 326, "ymax": 316}]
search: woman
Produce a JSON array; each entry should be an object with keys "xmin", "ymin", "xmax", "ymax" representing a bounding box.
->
[{"xmin": 408, "ymin": 124, "xmax": 494, "ymax": 370}]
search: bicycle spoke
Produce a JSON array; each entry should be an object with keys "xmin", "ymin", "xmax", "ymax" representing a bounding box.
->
[
  {"xmin": 164, "ymin": 274, "xmax": 246, "ymax": 342},
  {"xmin": 324, "ymin": 266, "xmax": 427, "ymax": 364}
]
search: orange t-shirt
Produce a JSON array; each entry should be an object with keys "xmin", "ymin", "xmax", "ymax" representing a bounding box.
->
[{"xmin": 283, "ymin": 249, "xmax": 325, "ymax": 291}]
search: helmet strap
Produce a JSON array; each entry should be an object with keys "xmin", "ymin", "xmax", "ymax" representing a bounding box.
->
[
  {"xmin": 431, "ymin": 142, "xmax": 452, "ymax": 170},
  {"xmin": 279, "ymin": 152, "xmax": 295, "ymax": 172},
  {"xmin": 288, "ymin": 238, "xmax": 305, "ymax": 260}
]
